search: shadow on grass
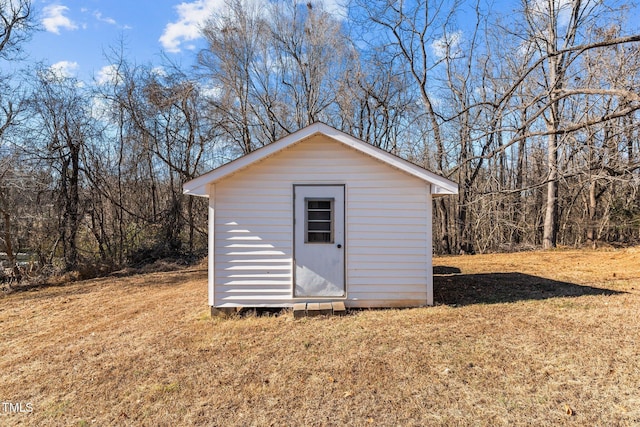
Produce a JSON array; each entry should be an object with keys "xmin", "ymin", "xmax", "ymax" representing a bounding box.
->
[
  {"xmin": 1, "ymin": 267, "xmax": 207, "ymax": 299},
  {"xmin": 2, "ymin": 279, "xmax": 99, "ymax": 302},
  {"xmin": 433, "ymin": 266, "xmax": 462, "ymax": 275},
  {"xmin": 434, "ymin": 269, "xmax": 623, "ymax": 306}
]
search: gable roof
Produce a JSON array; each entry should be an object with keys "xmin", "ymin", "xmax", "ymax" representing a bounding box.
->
[{"xmin": 183, "ymin": 122, "xmax": 458, "ymax": 197}]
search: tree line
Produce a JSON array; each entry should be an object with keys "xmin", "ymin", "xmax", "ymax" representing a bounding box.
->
[{"xmin": 1, "ymin": 0, "xmax": 639, "ymax": 283}]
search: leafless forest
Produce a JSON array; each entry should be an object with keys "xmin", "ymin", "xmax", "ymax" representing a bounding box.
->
[{"xmin": 1, "ymin": 0, "xmax": 639, "ymax": 282}]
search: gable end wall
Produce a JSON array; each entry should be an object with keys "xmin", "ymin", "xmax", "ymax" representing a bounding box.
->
[{"xmin": 211, "ymin": 135, "xmax": 432, "ymax": 308}]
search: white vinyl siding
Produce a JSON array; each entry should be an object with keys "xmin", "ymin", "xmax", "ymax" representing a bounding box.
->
[
  {"xmin": 211, "ymin": 135, "xmax": 431, "ymax": 308},
  {"xmin": 213, "ymin": 180, "xmax": 293, "ymax": 306}
]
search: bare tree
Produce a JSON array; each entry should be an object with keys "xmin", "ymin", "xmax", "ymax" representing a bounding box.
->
[
  {"xmin": 0, "ymin": 165, "xmax": 20, "ymax": 279},
  {"xmin": 269, "ymin": 1, "xmax": 353, "ymax": 129},
  {"xmin": 199, "ymin": 0, "xmax": 270, "ymax": 154},
  {"xmin": 142, "ymin": 66, "xmax": 211, "ymax": 253},
  {"xmin": 91, "ymin": 57, "xmax": 212, "ymax": 262},
  {"xmin": 27, "ymin": 68, "xmax": 97, "ymax": 271},
  {"xmin": 0, "ymin": 0, "xmax": 34, "ymax": 281},
  {"xmin": 336, "ymin": 50, "xmax": 417, "ymax": 151},
  {"xmin": 0, "ymin": 0, "xmax": 33, "ymax": 61},
  {"xmin": 502, "ymin": 0, "xmax": 640, "ymax": 248},
  {"xmin": 0, "ymin": 96, "xmax": 24, "ymax": 279},
  {"xmin": 356, "ymin": 0, "xmax": 467, "ymax": 253}
]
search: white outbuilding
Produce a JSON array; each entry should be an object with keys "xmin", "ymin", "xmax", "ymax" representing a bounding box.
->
[{"xmin": 183, "ymin": 123, "xmax": 457, "ymax": 312}]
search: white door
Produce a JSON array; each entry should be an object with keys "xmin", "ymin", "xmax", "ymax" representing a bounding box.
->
[{"xmin": 294, "ymin": 185, "xmax": 345, "ymax": 297}]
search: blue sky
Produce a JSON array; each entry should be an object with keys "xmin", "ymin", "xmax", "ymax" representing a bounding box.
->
[
  {"xmin": 13, "ymin": 0, "xmax": 233, "ymax": 82},
  {"xmin": 12, "ymin": 0, "xmax": 640, "ymax": 85},
  {"xmin": 7, "ymin": 0, "xmax": 347, "ymax": 83}
]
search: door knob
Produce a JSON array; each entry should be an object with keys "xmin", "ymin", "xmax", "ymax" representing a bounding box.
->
[{"xmin": 337, "ymin": 244, "xmax": 342, "ymax": 248}]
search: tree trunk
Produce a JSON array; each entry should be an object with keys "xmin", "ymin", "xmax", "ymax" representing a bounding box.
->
[
  {"xmin": 1, "ymin": 205, "xmax": 21, "ymax": 281},
  {"xmin": 513, "ymin": 123, "xmax": 527, "ymax": 245},
  {"xmin": 64, "ymin": 123, "xmax": 81, "ymax": 271},
  {"xmin": 543, "ymin": 130, "xmax": 559, "ymax": 249},
  {"xmin": 543, "ymin": 11, "xmax": 561, "ymax": 250},
  {"xmin": 586, "ymin": 178, "xmax": 598, "ymax": 249},
  {"xmin": 437, "ymin": 199, "xmax": 451, "ymax": 254}
]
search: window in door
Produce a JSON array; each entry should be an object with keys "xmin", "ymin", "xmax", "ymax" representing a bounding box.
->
[{"xmin": 305, "ymin": 198, "xmax": 334, "ymax": 243}]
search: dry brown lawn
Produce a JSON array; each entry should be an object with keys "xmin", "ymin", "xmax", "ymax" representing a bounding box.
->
[{"xmin": 1, "ymin": 248, "xmax": 640, "ymax": 426}]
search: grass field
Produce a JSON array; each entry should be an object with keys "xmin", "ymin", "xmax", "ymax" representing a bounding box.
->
[{"xmin": 1, "ymin": 248, "xmax": 639, "ymax": 425}]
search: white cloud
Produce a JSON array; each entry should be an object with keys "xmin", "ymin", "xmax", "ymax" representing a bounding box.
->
[
  {"xmin": 431, "ymin": 31, "xmax": 464, "ymax": 60},
  {"xmin": 151, "ymin": 66, "xmax": 168, "ymax": 77},
  {"xmin": 160, "ymin": 0, "xmax": 225, "ymax": 53},
  {"xmin": 95, "ymin": 64, "xmax": 121, "ymax": 86},
  {"xmin": 530, "ymin": 0, "xmax": 574, "ymax": 27},
  {"xmin": 198, "ymin": 81, "xmax": 223, "ymax": 99},
  {"xmin": 313, "ymin": 0, "xmax": 347, "ymax": 18},
  {"xmin": 94, "ymin": 11, "xmax": 117, "ymax": 26},
  {"xmin": 49, "ymin": 60, "xmax": 79, "ymax": 78},
  {"xmin": 42, "ymin": 4, "xmax": 78, "ymax": 34},
  {"xmin": 90, "ymin": 95, "xmax": 111, "ymax": 122}
]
